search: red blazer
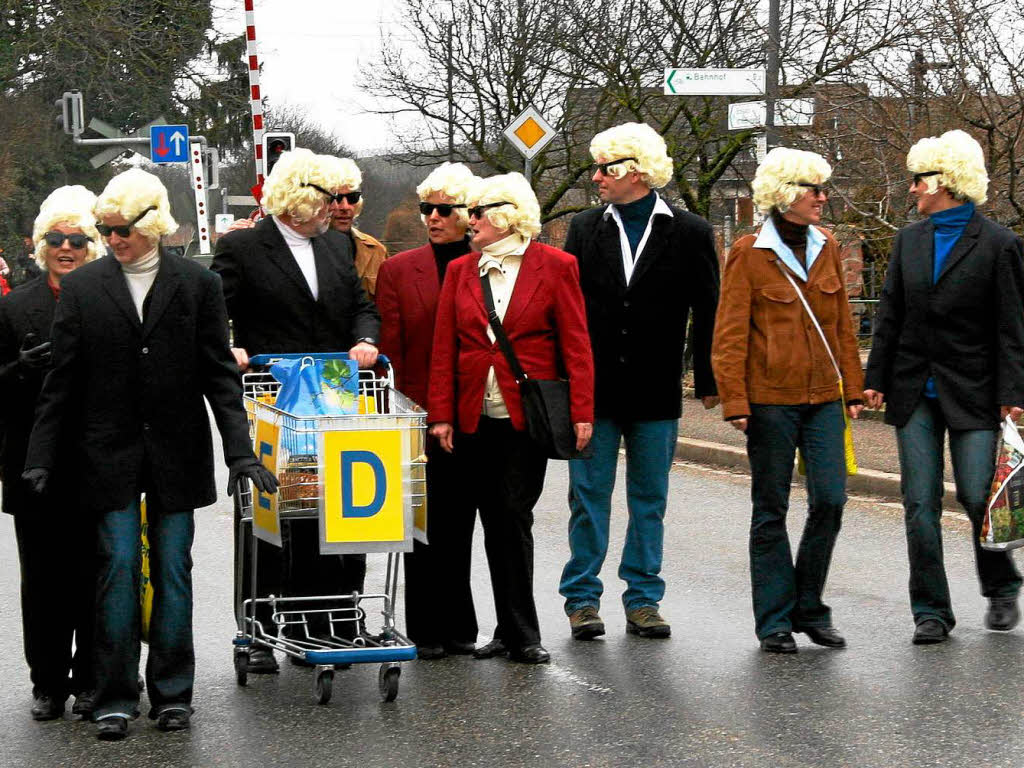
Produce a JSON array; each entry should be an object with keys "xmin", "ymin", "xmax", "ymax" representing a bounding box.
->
[
  {"xmin": 376, "ymin": 245, "xmax": 442, "ymax": 408},
  {"xmin": 428, "ymin": 241, "xmax": 595, "ymax": 433}
]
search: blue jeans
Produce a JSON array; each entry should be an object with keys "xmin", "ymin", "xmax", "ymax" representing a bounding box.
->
[
  {"xmin": 560, "ymin": 418, "xmax": 677, "ymax": 613},
  {"xmin": 896, "ymin": 399, "xmax": 1022, "ymax": 629},
  {"xmin": 93, "ymin": 498, "xmax": 195, "ymax": 721},
  {"xmin": 746, "ymin": 401, "xmax": 847, "ymax": 640}
]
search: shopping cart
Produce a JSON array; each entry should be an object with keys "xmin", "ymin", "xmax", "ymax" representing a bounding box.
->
[{"xmin": 232, "ymin": 353, "xmax": 427, "ymax": 704}]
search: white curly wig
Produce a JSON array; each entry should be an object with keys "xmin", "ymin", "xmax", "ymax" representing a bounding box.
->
[
  {"xmin": 590, "ymin": 122, "xmax": 674, "ymax": 189},
  {"xmin": 94, "ymin": 168, "xmax": 177, "ymax": 244},
  {"xmin": 263, "ymin": 149, "xmax": 341, "ymax": 222},
  {"xmin": 416, "ymin": 162, "xmax": 477, "ymax": 226},
  {"xmin": 906, "ymin": 129, "xmax": 988, "ymax": 205},
  {"xmin": 33, "ymin": 185, "xmax": 103, "ymax": 269},
  {"xmin": 319, "ymin": 155, "xmax": 365, "ymax": 217},
  {"xmin": 468, "ymin": 173, "xmax": 542, "ymax": 239},
  {"xmin": 751, "ymin": 147, "xmax": 833, "ymax": 213}
]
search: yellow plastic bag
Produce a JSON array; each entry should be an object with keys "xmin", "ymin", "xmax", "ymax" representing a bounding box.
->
[
  {"xmin": 140, "ymin": 495, "xmax": 154, "ymax": 643},
  {"xmin": 797, "ymin": 381, "xmax": 857, "ymax": 476}
]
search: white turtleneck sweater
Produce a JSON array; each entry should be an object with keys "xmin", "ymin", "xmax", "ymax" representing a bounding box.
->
[
  {"xmin": 273, "ymin": 215, "xmax": 319, "ymax": 299},
  {"xmin": 122, "ymin": 247, "xmax": 160, "ymax": 322},
  {"xmin": 477, "ymin": 233, "xmax": 530, "ymax": 419}
]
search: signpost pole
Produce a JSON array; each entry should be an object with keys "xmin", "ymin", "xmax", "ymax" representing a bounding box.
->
[
  {"xmin": 525, "ymin": 157, "xmax": 532, "ymax": 186},
  {"xmin": 190, "ymin": 142, "xmax": 212, "ymax": 255},
  {"xmin": 765, "ymin": 0, "xmax": 781, "ymax": 151}
]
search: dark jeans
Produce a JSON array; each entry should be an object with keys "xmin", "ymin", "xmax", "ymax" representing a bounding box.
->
[
  {"xmin": 94, "ymin": 498, "xmax": 195, "ymax": 720},
  {"xmin": 896, "ymin": 398, "xmax": 1022, "ymax": 629},
  {"xmin": 14, "ymin": 503, "xmax": 95, "ymax": 699},
  {"xmin": 404, "ymin": 438, "xmax": 478, "ymax": 647},
  {"xmin": 746, "ymin": 401, "xmax": 847, "ymax": 640},
  {"xmin": 458, "ymin": 417, "xmax": 548, "ymax": 650}
]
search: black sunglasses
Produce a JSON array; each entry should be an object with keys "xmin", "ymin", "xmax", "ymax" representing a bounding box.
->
[
  {"xmin": 419, "ymin": 202, "xmax": 467, "ymax": 217},
  {"xmin": 594, "ymin": 157, "xmax": 638, "ymax": 175},
  {"xmin": 303, "ymin": 183, "xmax": 361, "ymax": 205},
  {"xmin": 96, "ymin": 206, "xmax": 157, "ymax": 238},
  {"xmin": 468, "ymin": 201, "xmax": 515, "ymax": 219},
  {"xmin": 913, "ymin": 170, "xmax": 942, "ymax": 186},
  {"xmin": 44, "ymin": 231, "xmax": 92, "ymax": 249},
  {"xmin": 794, "ymin": 182, "xmax": 827, "ymax": 196}
]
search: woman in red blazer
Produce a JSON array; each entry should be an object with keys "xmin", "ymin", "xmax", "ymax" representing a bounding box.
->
[{"xmin": 428, "ymin": 172, "xmax": 594, "ymax": 665}]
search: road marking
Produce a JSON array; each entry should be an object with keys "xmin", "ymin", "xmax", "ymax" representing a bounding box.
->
[{"xmin": 476, "ymin": 636, "xmax": 613, "ymax": 694}]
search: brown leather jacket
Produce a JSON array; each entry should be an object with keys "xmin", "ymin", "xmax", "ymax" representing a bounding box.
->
[
  {"xmin": 711, "ymin": 227, "xmax": 864, "ymax": 419},
  {"xmin": 352, "ymin": 227, "xmax": 388, "ymax": 300}
]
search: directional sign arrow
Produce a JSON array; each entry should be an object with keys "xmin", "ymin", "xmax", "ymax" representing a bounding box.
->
[
  {"xmin": 153, "ymin": 132, "xmax": 170, "ymax": 158},
  {"xmin": 170, "ymin": 131, "xmax": 186, "ymax": 155},
  {"xmin": 666, "ymin": 70, "xmax": 676, "ymax": 94}
]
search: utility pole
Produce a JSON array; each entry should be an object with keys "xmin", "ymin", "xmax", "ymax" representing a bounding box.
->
[
  {"xmin": 908, "ymin": 49, "xmax": 952, "ymax": 131},
  {"xmin": 764, "ymin": 0, "xmax": 780, "ymax": 151},
  {"xmin": 447, "ymin": 21, "xmax": 455, "ymax": 163}
]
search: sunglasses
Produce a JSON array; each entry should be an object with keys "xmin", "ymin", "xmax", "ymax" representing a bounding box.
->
[
  {"xmin": 468, "ymin": 201, "xmax": 515, "ymax": 219},
  {"xmin": 912, "ymin": 170, "xmax": 942, "ymax": 186},
  {"xmin": 419, "ymin": 202, "xmax": 467, "ymax": 217},
  {"xmin": 594, "ymin": 157, "xmax": 638, "ymax": 176},
  {"xmin": 794, "ymin": 182, "xmax": 827, "ymax": 196},
  {"xmin": 303, "ymin": 183, "xmax": 361, "ymax": 205},
  {"xmin": 44, "ymin": 231, "xmax": 92, "ymax": 249},
  {"xmin": 96, "ymin": 206, "xmax": 156, "ymax": 238}
]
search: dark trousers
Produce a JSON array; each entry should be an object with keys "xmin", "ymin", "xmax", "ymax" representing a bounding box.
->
[
  {"xmin": 94, "ymin": 498, "xmax": 195, "ymax": 720},
  {"xmin": 14, "ymin": 504, "xmax": 95, "ymax": 699},
  {"xmin": 458, "ymin": 416, "xmax": 548, "ymax": 650},
  {"xmin": 746, "ymin": 401, "xmax": 847, "ymax": 640},
  {"xmin": 403, "ymin": 438, "xmax": 478, "ymax": 647},
  {"xmin": 896, "ymin": 398, "xmax": 1022, "ymax": 629},
  {"xmin": 234, "ymin": 507, "xmax": 366, "ymax": 638}
]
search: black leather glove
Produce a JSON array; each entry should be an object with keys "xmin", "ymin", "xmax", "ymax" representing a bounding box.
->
[
  {"xmin": 18, "ymin": 333, "xmax": 52, "ymax": 370},
  {"xmin": 22, "ymin": 468, "xmax": 50, "ymax": 495},
  {"xmin": 227, "ymin": 457, "xmax": 279, "ymax": 497}
]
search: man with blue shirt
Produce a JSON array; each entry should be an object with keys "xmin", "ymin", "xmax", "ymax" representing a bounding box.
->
[
  {"xmin": 865, "ymin": 130, "xmax": 1024, "ymax": 645},
  {"xmin": 558, "ymin": 122, "xmax": 720, "ymax": 640}
]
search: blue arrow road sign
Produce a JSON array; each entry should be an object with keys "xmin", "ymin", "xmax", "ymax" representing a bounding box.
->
[{"xmin": 150, "ymin": 124, "xmax": 190, "ymax": 163}]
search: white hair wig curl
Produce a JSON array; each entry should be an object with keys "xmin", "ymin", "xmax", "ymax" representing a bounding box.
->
[
  {"xmin": 906, "ymin": 129, "xmax": 988, "ymax": 205},
  {"xmin": 94, "ymin": 168, "xmax": 177, "ymax": 245},
  {"xmin": 33, "ymin": 185, "xmax": 103, "ymax": 269},
  {"xmin": 263, "ymin": 149, "xmax": 337, "ymax": 222},
  {"xmin": 469, "ymin": 172, "xmax": 542, "ymax": 239},
  {"xmin": 751, "ymin": 147, "xmax": 832, "ymax": 213},
  {"xmin": 319, "ymin": 155, "xmax": 365, "ymax": 217},
  {"xmin": 590, "ymin": 122, "xmax": 674, "ymax": 189},
  {"xmin": 416, "ymin": 162, "xmax": 477, "ymax": 226}
]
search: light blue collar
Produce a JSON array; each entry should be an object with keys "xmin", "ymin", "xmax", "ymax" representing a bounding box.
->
[{"xmin": 752, "ymin": 215, "xmax": 826, "ymax": 282}]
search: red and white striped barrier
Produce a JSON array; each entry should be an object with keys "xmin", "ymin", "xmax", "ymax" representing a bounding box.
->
[{"xmin": 244, "ymin": 0, "xmax": 265, "ymax": 189}]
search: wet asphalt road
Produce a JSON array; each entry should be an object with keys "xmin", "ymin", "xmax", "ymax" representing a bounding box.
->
[{"xmin": 2, "ymin": 456, "xmax": 1024, "ymax": 768}]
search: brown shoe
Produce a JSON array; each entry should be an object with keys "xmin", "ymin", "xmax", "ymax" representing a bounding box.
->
[
  {"xmin": 625, "ymin": 606, "xmax": 671, "ymax": 638},
  {"xmin": 569, "ymin": 606, "xmax": 606, "ymax": 640}
]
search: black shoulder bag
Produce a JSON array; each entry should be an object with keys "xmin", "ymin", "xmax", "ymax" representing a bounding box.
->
[{"xmin": 480, "ymin": 273, "xmax": 590, "ymax": 460}]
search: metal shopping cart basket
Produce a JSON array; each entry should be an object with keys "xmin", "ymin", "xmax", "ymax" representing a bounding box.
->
[{"xmin": 232, "ymin": 353, "xmax": 427, "ymax": 704}]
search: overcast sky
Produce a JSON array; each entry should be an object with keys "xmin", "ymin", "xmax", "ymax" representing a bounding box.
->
[{"xmin": 214, "ymin": 0, "xmax": 414, "ymax": 157}]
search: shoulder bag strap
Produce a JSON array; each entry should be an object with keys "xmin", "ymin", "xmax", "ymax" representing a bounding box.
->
[
  {"xmin": 774, "ymin": 261, "xmax": 842, "ymax": 384},
  {"xmin": 480, "ymin": 272, "xmax": 529, "ymax": 384}
]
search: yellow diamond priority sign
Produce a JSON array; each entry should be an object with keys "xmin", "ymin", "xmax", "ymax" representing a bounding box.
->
[{"xmin": 503, "ymin": 107, "xmax": 556, "ymax": 160}]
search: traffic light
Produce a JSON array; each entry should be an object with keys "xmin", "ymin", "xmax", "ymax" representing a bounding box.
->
[
  {"xmin": 262, "ymin": 131, "xmax": 295, "ymax": 177},
  {"xmin": 54, "ymin": 91, "xmax": 84, "ymax": 136}
]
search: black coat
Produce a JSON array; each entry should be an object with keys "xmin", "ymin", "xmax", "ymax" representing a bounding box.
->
[
  {"xmin": 0, "ymin": 277, "xmax": 58, "ymax": 514},
  {"xmin": 865, "ymin": 211, "xmax": 1024, "ymax": 429},
  {"xmin": 25, "ymin": 251, "xmax": 254, "ymax": 512},
  {"xmin": 211, "ymin": 217, "xmax": 380, "ymax": 355},
  {"xmin": 564, "ymin": 201, "xmax": 720, "ymax": 420}
]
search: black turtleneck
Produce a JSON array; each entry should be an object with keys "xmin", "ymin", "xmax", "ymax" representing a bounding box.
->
[
  {"xmin": 431, "ymin": 237, "xmax": 472, "ymax": 282},
  {"xmin": 771, "ymin": 208, "xmax": 808, "ymax": 268}
]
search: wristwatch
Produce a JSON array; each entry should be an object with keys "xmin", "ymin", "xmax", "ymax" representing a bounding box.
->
[{"xmin": 355, "ymin": 337, "xmax": 377, "ymax": 346}]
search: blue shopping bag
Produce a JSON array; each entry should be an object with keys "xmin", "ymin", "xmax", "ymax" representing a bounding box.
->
[{"xmin": 270, "ymin": 356, "xmax": 360, "ymax": 456}]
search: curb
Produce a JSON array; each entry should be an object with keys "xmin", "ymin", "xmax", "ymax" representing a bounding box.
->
[{"xmin": 674, "ymin": 436, "xmax": 961, "ymax": 511}]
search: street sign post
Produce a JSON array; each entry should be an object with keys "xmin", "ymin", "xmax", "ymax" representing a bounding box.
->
[
  {"xmin": 728, "ymin": 99, "xmax": 815, "ymax": 130},
  {"xmin": 663, "ymin": 68, "xmax": 766, "ymax": 96},
  {"xmin": 503, "ymin": 106, "xmax": 557, "ymax": 184},
  {"xmin": 189, "ymin": 142, "xmax": 212, "ymax": 255},
  {"xmin": 150, "ymin": 124, "xmax": 190, "ymax": 163}
]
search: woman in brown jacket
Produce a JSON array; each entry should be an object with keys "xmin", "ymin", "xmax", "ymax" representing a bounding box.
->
[{"xmin": 712, "ymin": 148, "xmax": 864, "ymax": 654}]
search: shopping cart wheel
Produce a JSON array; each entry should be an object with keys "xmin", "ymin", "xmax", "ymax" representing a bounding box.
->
[
  {"xmin": 314, "ymin": 668, "xmax": 334, "ymax": 705},
  {"xmin": 234, "ymin": 649, "xmax": 249, "ymax": 687},
  {"xmin": 378, "ymin": 663, "xmax": 400, "ymax": 702}
]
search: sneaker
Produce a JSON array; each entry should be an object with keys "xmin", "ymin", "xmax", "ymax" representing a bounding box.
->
[
  {"xmin": 568, "ymin": 606, "xmax": 606, "ymax": 640},
  {"xmin": 156, "ymin": 708, "xmax": 191, "ymax": 732},
  {"xmin": 96, "ymin": 715, "xmax": 129, "ymax": 741},
  {"xmin": 985, "ymin": 598, "xmax": 1020, "ymax": 632},
  {"xmin": 625, "ymin": 606, "xmax": 671, "ymax": 638}
]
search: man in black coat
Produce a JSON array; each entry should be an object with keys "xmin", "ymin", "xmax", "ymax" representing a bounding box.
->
[
  {"xmin": 865, "ymin": 130, "xmax": 1024, "ymax": 645},
  {"xmin": 24, "ymin": 169, "xmax": 274, "ymax": 740},
  {"xmin": 558, "ymin": 123, "xmax": 720, "ymax": 640},
  {"xmin": 211, "ymin": 149, "xmax": 380, "ymax": 672}
]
